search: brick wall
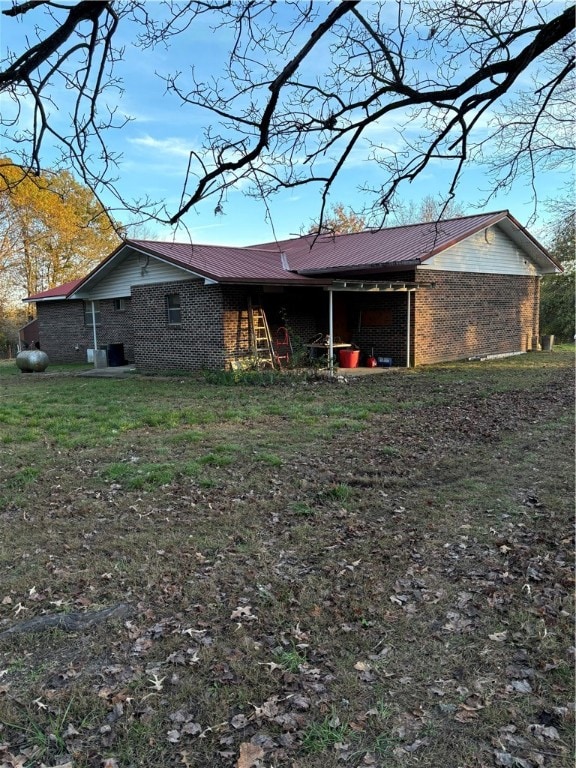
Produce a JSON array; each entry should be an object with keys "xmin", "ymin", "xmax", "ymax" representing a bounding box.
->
[
  {"xmin": 414, "ymin": 270, "xmax": 540, "ymax": 365},
  {"xmin": 130, "ymin": 282, "xmax": 323, "ymax": 372},
  {"xmin": 36, "ymin": 271, "xmax": 540, "ymax": 370},
  {"xmin": 345, "ymin": 293, "xmax": 411, "ymax": 365},
  {"xmin": 222, "ymin": 286, "xmax": 252, "ymax": 365},
  {"xmin": 260, "ymin": 287, "xmax": 326, "ymax": 348},
  {"xmin": 37, "ymin": 298, "xmax": 134, "ymax": 364},
  {"xmin": 131, "ymin": 280, "xmax": 225, "ymax": 371}
]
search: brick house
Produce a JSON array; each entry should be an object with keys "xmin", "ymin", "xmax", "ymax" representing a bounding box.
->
[{"xmin": 24, "ymin": 210, "xmax": 561, "ymax": 371}]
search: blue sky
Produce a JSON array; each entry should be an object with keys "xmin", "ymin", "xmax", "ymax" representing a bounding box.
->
[{"xmin": 0, "ymin": 1, "xmax": 571, "ymax": 245}]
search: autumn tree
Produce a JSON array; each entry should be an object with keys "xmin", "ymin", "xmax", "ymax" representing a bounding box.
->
[
  {"xmin": 0, "ymin": 157, "xmax": 120, "ymax": 300},
  {"xmin": 304, "ymin": 203, "xmax": 367, "ymax": 235},
  {"xmin": 0, "ymin": 1, "xmax": 574, "ymax": 230},
  {"xmin": 0, "ymin": 304, "xmax": 28, "ymax": 358}
]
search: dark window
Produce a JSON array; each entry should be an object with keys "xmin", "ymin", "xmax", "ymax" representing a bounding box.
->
[
  {"xmin": 360, "ymin": 309, "xmax": 393, "ymax": 327},
  {"xmin": 113, "ymin": 298, "xmax": 126, "ymax": 312},
  {"xmin": 84, "ymin": 301, "xmax": 101, "ymax": 327},
  {"xmin": 166, "ymin": 293, "xmax": 181, "ymax": 325}
]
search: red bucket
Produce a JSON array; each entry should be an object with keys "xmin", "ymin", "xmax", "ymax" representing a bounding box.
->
[{"xmin": 338, "ymin": 349, "xmax": 360, "ymax": 368}]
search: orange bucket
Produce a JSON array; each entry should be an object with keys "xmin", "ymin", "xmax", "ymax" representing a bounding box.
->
[{"xmin": 338, "ymin": 349, "xmax": 360, "ymax": 368}]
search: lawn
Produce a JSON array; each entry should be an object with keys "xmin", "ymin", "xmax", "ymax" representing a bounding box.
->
[{"xmin": 0, "ymin": 349, "xmax": 574, "ymax": 768}]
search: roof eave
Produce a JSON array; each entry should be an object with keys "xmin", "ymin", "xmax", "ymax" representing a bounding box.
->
[
  {"xmin": 500, "ymin": 212, "xmax": 563, "ymax": 272},
  {"xmin": 218, "ymin": 276, "xmax": 331, "ymax": 286},
  {"xmin": 68, "ymin": 241, "xmax": 217, "ymax": 298},
  {"xmin": 67, "ymin": 239, "xmax": 129, "ymax": 295},
  {"xmin": 22, "ymin": 295, "xmax": 68, "ymax": 303},
  {"xmin": 298, "ymin": 261, "xmax": 421, "ymax": 276}
]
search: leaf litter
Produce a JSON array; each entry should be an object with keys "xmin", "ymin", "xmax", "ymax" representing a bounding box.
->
[{"xmin": 0, "ymin": 354, "xmax": 573, "ymax": 766}]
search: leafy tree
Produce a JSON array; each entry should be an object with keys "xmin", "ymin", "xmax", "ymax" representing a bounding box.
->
[
  {"xmin": 304, "ymin": 203, "xmax": 367, "ymax": 235},
  {"xmin": 0, "ymin": 1, "xmax": 573, "ymax": 230},
  {"xmin": 0, "ymin": 157, "xmax": 120, "ymax": 299},
  {"xmin": 0, "ymin": 304, "xmax": 28, "ymax": 358},
  {"xmin": 539, "ymin": 210, "xmax": 575, "ymax": 342}
]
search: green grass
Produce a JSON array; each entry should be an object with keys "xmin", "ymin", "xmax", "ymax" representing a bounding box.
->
[
  {"xmin": 274, "ymin": 645, "xmax": 308, "ymax": 673},
  {"xmin": 301, "ymin": 714, "xmax": 351, "ymax": 754},
  {"xmin": 320, "ymin": 483, "xmax": 354, "ymax": 503}
]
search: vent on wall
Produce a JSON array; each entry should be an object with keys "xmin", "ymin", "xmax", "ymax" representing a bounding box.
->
[{"xmin": 138, "ymin": 254, "xmax": 150, "ymax": 276}]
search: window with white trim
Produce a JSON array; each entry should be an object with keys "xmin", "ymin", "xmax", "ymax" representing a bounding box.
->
[
  {"xmin": 166, "ymin": 293, "xmax": 182, "ymax": 326},
  {"xmin": 84, "ymin": 301, "xmax": 101, "ymax": 327}
]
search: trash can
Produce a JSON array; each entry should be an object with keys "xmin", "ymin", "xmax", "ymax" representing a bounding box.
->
[
  {"xmin": 107, "ymin": 343, "xmax": 125, "ymax": 367},
  {"xmin": 541, "ymin": 335, "xmax": 554, "ymax": 352},
  {"xmin": 338, "ymin": 349, "xmax": 360, "ymax": 368}
]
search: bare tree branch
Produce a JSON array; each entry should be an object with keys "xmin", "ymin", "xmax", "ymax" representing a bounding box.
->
[
  {"xmin": 169, "ymin": 0, "xmax": 360, "ymax": 223},
  {"xmin": 0, "ymin": 1, "xmax": 110, "ymax": 89}
]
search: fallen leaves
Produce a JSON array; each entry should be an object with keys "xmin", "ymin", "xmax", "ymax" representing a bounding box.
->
[
  {"xmin": 0, "ymin": 745, "xmax": 28, "ymax": 768},
  {"xmin": 453, "ymin": 695, "xmax": 486, "ymax": 723},
  {"xmin": 0, "ymin": 361, "xmax": 573, "ymax": 767},
  {"xmin": 230, "ymin": 604, "xmax": 258, "ymax": 623},
  {"xmin": 231, "ymin": 714, "xmax": 250, "ymax": 730},
  {"xmin": 492, "ymin": 717, "xmax": 569, "ymax": 768},
  {"xmin": 237, "ymin": 742, "xmax": 264, "ymax": 768},
  {"xmin": 167, "ymin": 710, "xmax": 203, "ymax": 743},
  {"xmin": 147, "ymin": 672, "xmax": 165, "ymax": 691}
]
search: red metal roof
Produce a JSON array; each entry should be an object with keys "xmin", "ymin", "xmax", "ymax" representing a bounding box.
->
[
  {"xmin": 24, "ymin": 210, "xmax": 559, "ymax": 300},
  {"xmin": 252, "ymin": 211, "xmax": 508, "ymax": 273},
  {"xmin": 25, "ymin": 278, "xmax": 85, "ymax": 302},
  {"xmin": 126, "ymin": 211, "xmax": 510, "ymax": 280},
  {"xmin": 126, "ymin": 240, "xmax": 328, "ymax": 284}
]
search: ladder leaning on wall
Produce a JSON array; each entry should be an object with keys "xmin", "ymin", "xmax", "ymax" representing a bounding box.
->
[{"xmin": 248, "ymin": 304, "xmax": 275, "ymax": 368}]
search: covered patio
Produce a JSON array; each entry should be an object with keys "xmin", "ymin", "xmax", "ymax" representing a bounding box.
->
[{"xmin": 324, "ymin": 279, "xmax": 421, "ymax": 374}]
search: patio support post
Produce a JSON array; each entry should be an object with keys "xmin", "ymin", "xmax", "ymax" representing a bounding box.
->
[
  {"xmin": 328, "ymin": 288, "xmax": 334, "ymax": 377},
  {"xmin": 406, "ymin": 291, "xmax": 411, "ymax": 368}
]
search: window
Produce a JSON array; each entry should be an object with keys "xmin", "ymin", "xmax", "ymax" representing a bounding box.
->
[
  {"xmin": 360, "ymin": 309, "xmax": 393, "ymax": 328},
  {"xmin": 113, "ymin": 298, "xmax": 126, "ymax": 312},
  {"xmin": 166, "ymin": 293, "xmax": 181, "ymax": 325},
  {"xmin": 84, "ymin": 301, "xmax": 101, "ymax": 327}
]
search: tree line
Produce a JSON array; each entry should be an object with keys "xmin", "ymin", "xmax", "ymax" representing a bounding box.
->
[{"xmin": 0, "ymin": 157, "xmax": 120, "ymax": 356}]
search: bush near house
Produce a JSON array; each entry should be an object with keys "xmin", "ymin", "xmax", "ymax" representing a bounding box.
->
[
  {"xmin": 540, "ymin": 210, "xmax": 575, "ymax": 342},
  {"xmin": 540, "ymin": 264, "xmax": 575, "ymax": 341}
]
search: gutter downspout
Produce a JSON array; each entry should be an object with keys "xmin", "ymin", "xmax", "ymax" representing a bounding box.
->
[
  {"xmin": 406, "ymin": 291, "xmax": 411, "ymax": 368},
  {"xmin": 91, "ymin": 300, "xmax": 98, "ymax": 367},
  {"xmin": 328, "ymin": 289, "xmax": 334, "ymax": 377}
]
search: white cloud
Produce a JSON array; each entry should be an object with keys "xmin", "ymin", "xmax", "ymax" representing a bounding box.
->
[{"xmin": 128, "ymin": 134, "xmax": 197, "ymax": 158}]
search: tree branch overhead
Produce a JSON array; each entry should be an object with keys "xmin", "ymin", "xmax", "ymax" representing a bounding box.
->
[{"xmin": 0, "ymin": 0, "xmax": 573, "ymax": 228}]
